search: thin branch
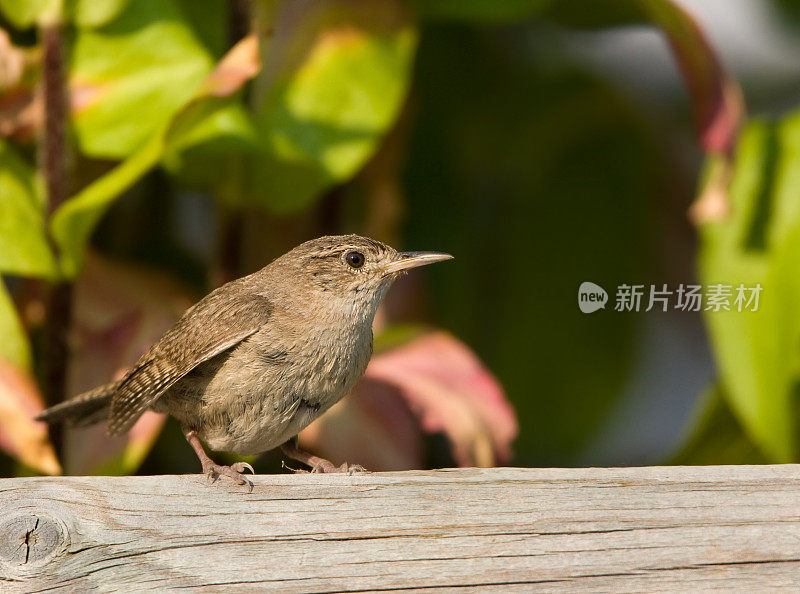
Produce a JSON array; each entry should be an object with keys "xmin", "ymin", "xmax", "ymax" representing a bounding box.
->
[{"xmin": 40, "ymin": 21, "xmax": 72, "ymax": 452}]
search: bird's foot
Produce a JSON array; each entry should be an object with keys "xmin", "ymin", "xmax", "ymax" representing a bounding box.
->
[
  {"xmin": 279, "ymin": 437, "xmax": 367, "ymax": 475},
  {"xmin": 310, "ymin": 460, "xmax": 367, "ymax": 475},
  {"xmin": 202, "ymin": 460, "xmax": 255, "ymax": 490},
  {"xmin": 283, "ymin": 459, "xmax": 366, "ymax": 475}
]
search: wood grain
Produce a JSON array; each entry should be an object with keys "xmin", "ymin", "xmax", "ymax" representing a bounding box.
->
[{"xmin": 1, "ymin": 466, "xmax": 800, "ymax": 591}]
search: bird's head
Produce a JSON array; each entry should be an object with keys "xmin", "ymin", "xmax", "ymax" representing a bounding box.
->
[{"xmin": 275, "ymin": 234, "xmax": 452, "ymax": 322}]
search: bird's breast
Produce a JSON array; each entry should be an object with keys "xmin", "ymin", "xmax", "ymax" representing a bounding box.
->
[{"xmin": 174, "ymin": 320, "xmax": 373, "ymax": 454}]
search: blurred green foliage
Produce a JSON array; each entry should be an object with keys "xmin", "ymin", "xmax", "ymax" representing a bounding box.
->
[
  {"xmin": 70, "ymin": 0, "xmax": 214, "ymax": 157},
  {"xmin": 698, "ymin": 113, "xmax": 800, "ymax": 462},
  {"xmin": 3, "ymin": 0, "xmax": 800, "ymax": 474},
  {"xmin": 403, "ymin": 26, "xmax": 656, "ymax": 463},
  {"xmin": 0, "ymin": 280, "xmax": 31, "ymax": 370},
  {"xmin": 0, "ymin": 140, "xmax": 55, "ymax": 278}
]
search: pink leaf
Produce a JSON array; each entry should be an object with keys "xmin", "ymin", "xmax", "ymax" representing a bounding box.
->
[
  {"xmin": 301, "ymin": 331, "xmax": 517, "ymax": 469},
  {"xmin": 198, "ymin": 34, "xmax": 261, "ymax": 98},
  {"xmin": 300, "ymin": 377, "xmax": 423, "ymax": 471},
  {"xmin": 0, "ymin": 28, "xmax": 42, "ymax": 142},
  {"xmin": 0, "ymin": 360, "xmax": 61, "ymax": 475}
]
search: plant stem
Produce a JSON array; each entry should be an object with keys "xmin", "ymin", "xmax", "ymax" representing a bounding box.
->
[
  {"xmin": 210, "ymin": 0, "xmax": 253, "ymax": 287},
  {"xmin": 41, "ymin": 21, "xmax": 72, "ymax": 451}
]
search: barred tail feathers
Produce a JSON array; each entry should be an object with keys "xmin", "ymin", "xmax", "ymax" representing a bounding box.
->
[{"xmin": 36, "ymin": 381, "xmax": 119, "ymax": 427}]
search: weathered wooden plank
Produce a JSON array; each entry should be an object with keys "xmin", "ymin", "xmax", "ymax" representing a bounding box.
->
[{"xmin": 1, "ymin": 466, "xmax": 799, "ymax": 591}]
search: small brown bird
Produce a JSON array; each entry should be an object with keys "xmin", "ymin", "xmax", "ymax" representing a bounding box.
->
[{"xmin": 37, "ymin": 235, "xmax": 452, "ymax": 487}]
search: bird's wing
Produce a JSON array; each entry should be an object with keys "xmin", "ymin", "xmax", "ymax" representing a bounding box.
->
[{"xmin": 107, "ymin": 291, "xmax": 273, "ymax": 435}]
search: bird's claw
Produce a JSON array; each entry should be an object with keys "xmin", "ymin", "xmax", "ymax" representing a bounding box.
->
[
  {"xmin": 231, "ymin": 461, "xmax": 255, "ymax": 475},
  {"xmin": 201, "ymin": 461, "xmax": 254, "ymax": 491}
]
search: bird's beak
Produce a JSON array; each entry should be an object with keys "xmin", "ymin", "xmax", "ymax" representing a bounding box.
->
[{"xmin": 384, "ymin": 251, "xmax": 454, "ymax": 275}]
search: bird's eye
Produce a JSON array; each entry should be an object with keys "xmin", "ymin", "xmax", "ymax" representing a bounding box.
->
[{"xmin": 345, "ymin": 250, "xmax": 365, "ymax": 269}]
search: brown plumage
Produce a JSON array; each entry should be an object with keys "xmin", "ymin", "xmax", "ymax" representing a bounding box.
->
[{"xmin": 37, "ymin": 235, "xmax": 452, "ymax": 487}]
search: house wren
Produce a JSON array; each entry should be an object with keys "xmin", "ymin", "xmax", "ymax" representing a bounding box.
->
[{"xmin": 37, "ymin": 235, "xmax": 452, "ymax": 487}]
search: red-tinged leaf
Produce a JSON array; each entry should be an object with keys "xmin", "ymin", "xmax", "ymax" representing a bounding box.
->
[
  {"xmin": 198, "ymin": 33, "xmax": 260, "ymax": 98},
  {"xmin": 689, "ymin": 154, "xmax": 732, "ymax": 225},
  {"xmin": 0, "ymin": 87, "xmax": 41, "ymax": 142},
  {"xmin": 63, "ymin": 254, "xmax": 191, "ymax": 474},
  {"xmin": 639, "ymin": 0, "xmax": 744, "ymax": 156},
  {"xmin": 0, "ymin": 29, "xmax": 42, "ymax": 142},
  {"xmin": 302, "ymin": 331, "xmax": 517, "ymax": 469},
  {"xmin": 631, "ymin": 0, "xmax": 744, "ymax": 224},
  {"xmin": 0, "ymin": 28, "xmax": 28, "ymax": 90},
  {"xmin": 300, "ymin": 376, "xmax": 424, "ymax": 471},
  {"xmin": 0, "ymin": 360, "xmax": 61, "ymax": 475},
  {"xmin": 64, "ymin": 411, "xmax": 166, "ymax": 476},
  {"xmin": 2, "ymin": 27, "xmax": 257, "ymax": 143},
  {"xmin": 544, "ymin": 0, "xmax": 745, "ymax": 156}
]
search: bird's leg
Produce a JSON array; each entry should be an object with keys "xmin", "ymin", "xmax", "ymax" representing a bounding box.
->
[
  {"xmin": 280, "ymin": 437, "xmax": 366, "ymax": 474},
  {"xmin": 184, "ymin": 429, "xmax": 254, "ymax": 489}
]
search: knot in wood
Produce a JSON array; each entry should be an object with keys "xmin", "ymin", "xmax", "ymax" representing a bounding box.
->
[{"xmin": 0, "ymin": 512, "xmax": 66, "ymax": 566}]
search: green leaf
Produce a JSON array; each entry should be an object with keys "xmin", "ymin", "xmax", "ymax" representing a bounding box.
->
[
  {"xmin": 54, "ymin": 32, "xmax": 261, "ymax": 277},
  {"xmin": 72, "ymin": 0, "xmax": 130, "ymax": 27},
  {"xmin": 0, "ymin": 280, "xmax": 31, "ymax": 370},
  {"xmin": 165, "ymin": 99, "xmax": 257, "ymax": 155},
  {"xmin": 0, "ymin": 0, "xmax": 58, "ymax": 28},
  {"xmin": 54, "ymin": 100, "xmax": 258, "ymax": 278},
  {"xmin": 173, "ymin": 0, "xmax": 227, "ymax": 57},
  {"xmin": 699, "ymin": 112, "xmax": 800, "ymax": 462},
  {"xmin": 162, "ymin": 98, "xmax": 259, "ymax": 203},
  {"xmin": 51, "ymin": 131, "xmax": 166, "ymax": 277},
  {"xmin": 70, "ymin": 0, "xmax": 213, "ymax": 158},
  {"xmin": 248, "ymin": 2, "xmax": 418, "ymax": 212},
  {"xmin": 0, "ymin": 0, "xmax": 130, "ymax": 28},
  {"xmin": 56, "ymin": 1, "xmax": 418, "ymax": 264},
  {"xmin": 264, "ymin": 28, "xmax": 415, "ymax": 179},
  {"xmin": 0, "ymin": 140, "xmax": 57, "ymax": 278}
]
